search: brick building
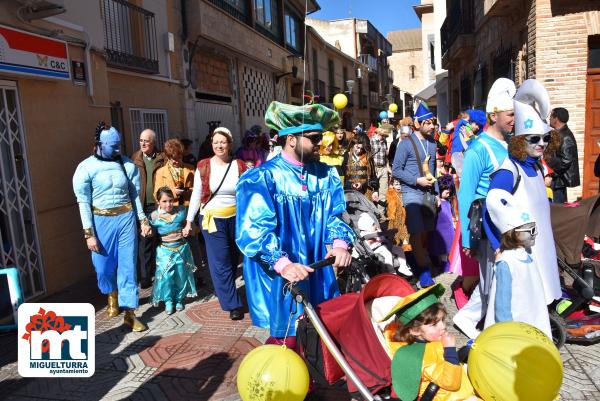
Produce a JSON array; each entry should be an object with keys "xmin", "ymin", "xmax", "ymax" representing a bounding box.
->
[{"xmin": 442, "ymin": 0, "xmax": 600, "ymax": 199}]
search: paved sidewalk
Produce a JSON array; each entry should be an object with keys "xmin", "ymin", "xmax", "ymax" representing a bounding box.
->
[{"xmin": 1, "ymin": 272, "xmax": 599, "ymax": 401}]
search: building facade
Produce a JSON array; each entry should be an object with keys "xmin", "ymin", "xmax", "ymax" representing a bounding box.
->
[
  {"xmin": 306, "ymin": 17, "xmax": 395, "ymax": 123},
  {"xmin": 387, "ymin": 28, "xmax": 422, "ymax": 117},
  {"xmin": 442, "ymin": 0, "xmax": 600, "ymax": 199},
  {"xmin": 0, "ymin": 0, "xmax": 187, "ymax": 299}
]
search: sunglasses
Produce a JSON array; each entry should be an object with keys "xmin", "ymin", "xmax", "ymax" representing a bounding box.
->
[
  {"xmin": 302, "ymin": 133, "xmax": 323, "ymax": 145},
  {"xmin": 525, "ymin": 134, "xmax": 551, "ymax": 145},
  {"xmin": 515, "ymin": 225, "xmax": 538, "ymax": 236}
]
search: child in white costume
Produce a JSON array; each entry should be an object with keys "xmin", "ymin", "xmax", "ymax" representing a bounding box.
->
[
  {"xmin": 484, "ymin": 189, "xmax": 552, "ymax": 338},
  {"xmin": 357, "ymin": 213, "xmax": 412, "ymax": 277}
]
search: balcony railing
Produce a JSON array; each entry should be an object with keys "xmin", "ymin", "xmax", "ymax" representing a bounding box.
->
[
  {"xmin": 102, "ymin": 0, "xmax": 159, "ymax": 74},
  {"xmin": 360, "ymin": 54, "xmax": 378, "ymax": 72},
  {"xmin": 441, "ymin": 0, "xmax": 474, "ymax": 58},
  {"xmin": 207, "ymin": 0, "xmax": 249, "ymax": 23}
]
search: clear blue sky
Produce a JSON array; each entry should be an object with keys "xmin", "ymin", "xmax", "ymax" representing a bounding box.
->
[{"xmin": 311, "ymin": 0, "xmax": 422, "ymax": 36}]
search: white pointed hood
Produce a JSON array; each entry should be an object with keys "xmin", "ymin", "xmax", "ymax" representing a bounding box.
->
[
  {"xmin": 513, "ymin": 79, "xmax": 552, "ymax": 136},
  {"xmin": 487, "ymin": 189, "xmax": 536, "ymax": 234},
  {"xmin": 486, "ymin": 78, "xmax": 516, "ymax": 113}
]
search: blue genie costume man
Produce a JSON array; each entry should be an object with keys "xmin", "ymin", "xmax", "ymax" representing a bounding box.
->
[
  {"xmin": 73, "ymin": 122, "xmax": 151, "ymax": 331},
  {"xmin": 236, "ymin": 101, "xmax": 355, "ymax": 342}
]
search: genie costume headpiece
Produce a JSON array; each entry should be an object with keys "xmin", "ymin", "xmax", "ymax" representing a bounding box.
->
[
  {"xmin": 264, "ymin": 101, "xmax": 340, "ymax": 137},
  {"xmin": 94, "ymin": 121, "xmax": 122, "ymax": 160}
]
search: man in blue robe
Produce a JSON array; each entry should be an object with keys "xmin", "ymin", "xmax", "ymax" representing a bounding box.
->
[{"xmin": 236, "ymin": 101, "xmax": 354, "ymax": 341}]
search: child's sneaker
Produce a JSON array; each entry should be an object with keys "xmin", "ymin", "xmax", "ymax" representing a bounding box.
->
[
  {"xmin": 165, "ymin": 301, "xmax": 174, "ymax": 315},
  {"xmin": 176, "ymin": 302, "xmax": 184, "ymax": 311},
  {"xmin": 397, "ymin": 263, "xmax": 413, "ymax": 277}
]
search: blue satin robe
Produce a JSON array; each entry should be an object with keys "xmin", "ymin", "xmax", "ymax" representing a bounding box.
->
[{"xmin": 235, "ymin": 154, "xmax": 355, "ymax": 337}]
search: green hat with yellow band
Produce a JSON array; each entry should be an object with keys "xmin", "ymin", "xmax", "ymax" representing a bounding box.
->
[
  {"xmin": 379, "ymin": 283, "xmax": 445, "ymax": 325},
  {"xmin": 381, "ymin": 283, "xmax": 445, "ymax": 401}
]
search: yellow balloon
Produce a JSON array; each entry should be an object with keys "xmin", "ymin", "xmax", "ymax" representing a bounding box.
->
[
  {"xmin": 237, "ymin": 345, "xmax": 310, "ymax": 401},
  {"xmin": 389, "ymin": 103, "xmax": 398, "ymax": 113},
  {"xmin": 333, "ymin": 93, "xmax": 348, "ymax": 109},
  {"xmin": 468, "ymin": 322, "xmax": 563, "ymax": 401}
]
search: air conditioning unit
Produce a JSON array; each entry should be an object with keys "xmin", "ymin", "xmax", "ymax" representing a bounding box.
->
[{"xmin": 15, "ymin": 0, "xmax": 66, "ymax": 21}]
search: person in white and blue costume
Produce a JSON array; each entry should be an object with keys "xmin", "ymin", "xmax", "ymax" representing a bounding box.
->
[
  {"xmin": 392, "ymin": 102, "xmax": 438, "ymax": 288},
  {"xmin": 484, "ymin": 189, "xmax": 552, "ymax": 338},
  {"xmin": 72, "ymin": 123, "xmax": 150, "ymax": 331},
  {"xmin": 488, "ymin": 79, "xmax": 562, "ymax": 306},
  {"xmin": 453, "ymin": 78, "xmax": 516, "ymax": 339}
]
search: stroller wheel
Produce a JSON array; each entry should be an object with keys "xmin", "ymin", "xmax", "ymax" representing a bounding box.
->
[{"xmin": 549, "ymin": 310, "xmax": 566, "ymax": 349}]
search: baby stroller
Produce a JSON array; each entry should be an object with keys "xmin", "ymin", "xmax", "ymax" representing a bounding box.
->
[
  {"xmin": 340, "ymin": 190, "xmax": 414, "ymax": 293},
  {"xmin": 550, "ymin": 194, "xmax": 600, "ymax": 346},
  {"xmin": 295, "ymin": 265, "xmax": 416, "ymax": 401}
]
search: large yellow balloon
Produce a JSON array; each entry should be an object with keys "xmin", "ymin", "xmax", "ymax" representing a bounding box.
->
[
  {"xmin": 468, "ymin": 322, "xmax": 563, "ymax": 401},
  {"xmin": 389, "ymin": 103, "xmax": 398, "ymax": 113},
  {"xmin": 333, "ymin": 93, "xmax": 348, "ymax": 109},
  {"xmin": 237, "ymin": 345, "xmax": 310, "ymax": 401}
]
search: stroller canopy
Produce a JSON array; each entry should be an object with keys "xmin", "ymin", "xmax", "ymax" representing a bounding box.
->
[
  {"xmin": 551, "ymin": 194, "xmax": 600, "ymax": 265},
  {"xmin": 315, "ymin": 274, "xmax": 414, "ymax": 394}
]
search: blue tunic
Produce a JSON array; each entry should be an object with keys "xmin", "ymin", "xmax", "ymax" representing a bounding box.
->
[
  {"xmin": 150, "ymin": 207, "xmax": 197, "ymax": 305},
  {"xmin": 457, "ymin": 132, "xmax": 508, "ymax": 248},
  {"xmin": 235, "ymin": 153, "xmax": 355, "ymax": 337}
]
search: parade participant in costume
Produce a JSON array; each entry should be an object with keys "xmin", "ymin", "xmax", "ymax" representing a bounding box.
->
[
  {"xmin": 381, "ymin": 284, "xmax": 480, "ymax": 401},
  {"xmin": 484, "ymin": 189, "xmax": 551, "ymax": 337},
  {"xmin": 236, "ymin": 125, "xmax": 267, "ymax": 168},
  {"xmin": 371, "ymin": 127, "xmax": 390, "ymax": 214},
  {"xmin": 450, "ymin": 109, "xmax": 486, "ymax": 178},
  {"xmin": 488, "ymin": 79, "xmax": 562, "ymax": 305},
  {"xmin": 319, "ymin": 131, "xmax": 344, "ymax": 183},
  {"xmin": 392, "ymin": 102, "xmax": 438, "ymax": 288},
  {"xmin": 454, "ymin": 78, "xmax": 515, "ymax": 339},
  {"xmin": 428, "ymin": 175, "xmax": 456, "ymax": 272},
  {"xmin": 150, "ymin": 187, "xmax": 198, "ymax": 315},
  {"xmin": 386, "ymin": 177, "xmax": 411, "ymax": 252},
  {"xmin": 184, "ymin": 127, "xmax": 248, "ymax": 320},
  {"xmin": 343, "ymin": 134, "xmax": 379, "ymax": 201},
  {"xmin": 236, "ymin": 101, "xmax": 354, "ymax": 342},
  {"xmin": 73, "ymin": 123, "xmax": 150, "ymax": 331}
]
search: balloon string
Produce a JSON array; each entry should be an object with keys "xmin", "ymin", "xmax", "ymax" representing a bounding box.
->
[{"xmin": 282, "ymin": 282, "xmax": 297, "ymax": 349}]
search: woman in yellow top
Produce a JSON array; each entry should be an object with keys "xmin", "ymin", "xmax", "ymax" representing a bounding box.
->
[
  {"xmin": 381, "ymin": 284, "xmax": 480, "ymax": 401},
  {"xmin": 154, "ymin": 139, "xmax": 195, "ymax": 206},
  {"xmin": 319, "ymin": 131, "xmax": 344, "ymax": 184}
]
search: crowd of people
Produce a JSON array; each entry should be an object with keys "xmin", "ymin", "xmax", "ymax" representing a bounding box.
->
[{"xmin": 72, "ymin": 75, "xmax": 592, "ymax": 399}]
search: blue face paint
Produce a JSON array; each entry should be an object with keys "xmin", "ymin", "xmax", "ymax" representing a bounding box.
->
[
  {"xmin": 98, "ymin": 127, "xmax": 122, "ymax": 159},
  {"xmin": 100, "ymin": 141, "xmax": 121, "ymax": 158}
]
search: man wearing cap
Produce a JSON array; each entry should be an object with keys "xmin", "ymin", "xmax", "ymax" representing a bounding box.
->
[
  {"xmin": 392, "ymin": 102, "xmax": 438, "ymax": 288},
  {"xmin": 235, "ymin": 101, "xmax": 354, "ymax": 342},
  {"xmin": 73, "ymin": 123, "xmax": 151, "ymax": 331},
  {"xmin": 453, "ymin": 78, "xmax": 515, "ymax": 339}
]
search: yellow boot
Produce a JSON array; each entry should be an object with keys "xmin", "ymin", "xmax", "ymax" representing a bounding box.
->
[
  {"xmin": 107, "ymin": 291, "xmax": 120, "ymax": 317},
  {"xmin": 123, "ymin": 310, "xmax": 148, "ymax": 332}
]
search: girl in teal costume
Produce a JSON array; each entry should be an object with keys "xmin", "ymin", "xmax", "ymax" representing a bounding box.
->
[{"xmin": 150, "ymin": 187, "xmax": 197, "ymax": 314}]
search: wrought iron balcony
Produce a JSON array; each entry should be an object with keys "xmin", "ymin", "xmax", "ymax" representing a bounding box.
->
[
  {"xmin": 102, "ymin": 0, "xmax": 159, "ymax": 74},
  {"xmin": 441, "ymin": 0, "xmax": 475, "ymax": 61}
]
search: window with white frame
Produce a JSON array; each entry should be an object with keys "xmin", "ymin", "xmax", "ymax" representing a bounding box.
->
[{"xmin": 130, "ymin": 108, "xmax": 168, "ymax": 151}]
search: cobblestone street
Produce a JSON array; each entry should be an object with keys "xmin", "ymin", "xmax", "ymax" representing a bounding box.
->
[{"xmin": 1, "ymin": 271, "xmax": 599, "ymax": 401}]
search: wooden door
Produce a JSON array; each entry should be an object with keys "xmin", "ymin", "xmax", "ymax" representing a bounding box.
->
[{"xmin": 583, "ymin": 70, "xmax": 600, "ymax": 197}]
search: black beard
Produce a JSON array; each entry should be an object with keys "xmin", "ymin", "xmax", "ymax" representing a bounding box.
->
[{"xmin": 295, "ymin": 146, "xmax": 319, "ymax": 163}]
